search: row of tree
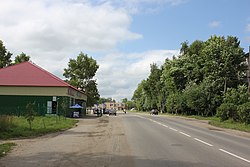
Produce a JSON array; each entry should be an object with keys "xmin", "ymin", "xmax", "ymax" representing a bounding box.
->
[
  {"xmin": 0, "ymin": 40, "xmax": 31, "ymax": 67},
  {"xmin": 132, "ymin": 35, "xmax": 250, "ymax": 124},
  {"xmin": 0, "ymin": 40, "xmax": 100, "ymax": 107}
]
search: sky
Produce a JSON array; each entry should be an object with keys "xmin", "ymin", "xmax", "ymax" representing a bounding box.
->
[{"xmin": 0, "ymin": 0, "xmax": 250, "ymax": 101}]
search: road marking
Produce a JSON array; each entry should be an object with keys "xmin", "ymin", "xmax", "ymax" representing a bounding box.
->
[
  {"xmin": 219, "ymin": 149, "xmax": 250, "ymax": 163},
  {"xmin": 169, "ymin": 127, "xmax": 178, "ymax": 131},
  {"xmin": 162, "ymin": 124, "xmax": 168, "ymax": 128},
  {"xmin": 194, "ymin": 138, "xmax": 213, "ymax": 147},
  {"xmin": 135, "ymin": 114, "xmax": 250, "ymax": 164},
  {"xmin": 179, "ymin": 131, "xmax": 191, "ymax": 137}
]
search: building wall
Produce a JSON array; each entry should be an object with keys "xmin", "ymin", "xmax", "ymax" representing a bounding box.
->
[
  {"xmin": 105, "ymin": 102, "xmax": 125, "ymax": 110},
  {"xmin": 0, "ymin": 86, "xmax": 87, "ymax": 101},
  {"xmin": 0, "ymin": 86, "xmax": 87, "ymax": 117},
  {"xmin": 0, "ymin": 95, "xmax": 68, "ymax": 116}
]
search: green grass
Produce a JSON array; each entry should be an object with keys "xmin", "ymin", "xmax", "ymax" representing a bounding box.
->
[
  {"xmin": 209, "ymin": 119, "xmax": 250, "ymax": 132},
  {"xmin": 0, "ymin": 143, "xmax": 16, "ymax": 158},
  {"xmin": 0, "ymin": 116, "xmax": 78, "ymax": 140}
]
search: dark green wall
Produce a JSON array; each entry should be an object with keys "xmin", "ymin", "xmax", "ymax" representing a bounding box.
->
[{"xmin": 0, "ymin": 95, "xmax": 69, "ymax": 116}]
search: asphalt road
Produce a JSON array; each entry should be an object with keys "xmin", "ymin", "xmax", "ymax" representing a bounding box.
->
[
  {"xmin": 122, "ymin": 113, "xmax": 250, "ymax": 167},
  {"xmin": 1, "ymin": 112, "xmax": 250, "ymax": 167}
]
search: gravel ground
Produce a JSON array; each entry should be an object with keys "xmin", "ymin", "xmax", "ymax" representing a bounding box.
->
[{"xmin": 0, "ymin": 115, "xmax": 134, "ymax": 167}]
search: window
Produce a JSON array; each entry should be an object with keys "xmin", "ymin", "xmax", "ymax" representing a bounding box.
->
[{"xmin": 47, "ymin": 101, "xmax": 52, "ymax": 114}]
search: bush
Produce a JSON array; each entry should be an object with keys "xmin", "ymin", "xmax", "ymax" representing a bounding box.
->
[
  {"xmin": 217, "ymin": 103, "xmax": 238, "ymax": 121},
  {"xmin": 166, "ymin": 93, "xmax": 186, "ymax": 114},
  {"xmin": 0, "ymin": 115, "xmax": 14, "ymax": 131},
  {"xmin": 223, "ymin": 85, "xmax": 249, "ymax": 105},
  {"xmin": 237, "ymin": 102, "xmax": 250, "ymax": 124},
  {"xmin": 25, "ymin": 102, "xmax": 36, "ymax": 130}
]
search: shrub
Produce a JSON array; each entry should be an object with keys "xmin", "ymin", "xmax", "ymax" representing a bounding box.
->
[
  {"xmin": 25, "ymin": 102, "xmax": 36, "ymax": 130},
  {"xmin": 0, "ymin": 115, "xmax": 14, "ymax": 131},
  {"xmin": 217, "ymin": 103, "xmax": 238, "ymax": 121},
  {"xmin": 237, "ymin": 102, "xmax": 250, "ymax": 124}
]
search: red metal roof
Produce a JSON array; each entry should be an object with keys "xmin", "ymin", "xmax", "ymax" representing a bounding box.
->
[{"xmin": 0, "ymin": 61, "xmax": 81, "ymax": 92}]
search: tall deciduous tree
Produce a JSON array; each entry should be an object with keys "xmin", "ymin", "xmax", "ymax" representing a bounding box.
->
[
  {"xmin": 64, "ymin": 52, "xmax": 100, "ymax": 107},
  {"xmin": 14, "ymin": 52, "xmax": 30, "ymax": 64},
  {"xmin": 132, "ymin": 35, "xmax": 248, "ymax": 123},
  {"xmin": 0, "ymin": 40, "xmax": 12, "ymax": 68}
]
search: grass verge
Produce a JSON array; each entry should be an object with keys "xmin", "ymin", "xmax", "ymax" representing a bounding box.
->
[
  {"xmin": 180, "ymin": 115, "xmax": 250, "ymax": 132},
  {"xmin": 0, "ymin": 143, "xmax": 16, "ymax": 158},
  {"xmin": 209, "ymin": 119, "xmax": 250, "ymax": 132},
  {"xmin": 0, "ymin": 116, "xmax": 78, "ymax": 140}
]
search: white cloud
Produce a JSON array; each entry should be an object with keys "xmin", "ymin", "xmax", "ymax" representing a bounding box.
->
[
  {"xmin": 87, "ymin": 0, "xmax": 187, "ymax": 13},
  {"xmin": 0, "ymin": 0, "xmax": 141, "ymax": 73},
  {"xmin": 0, "ymin": 0, "xmax": 180, "ymax": 102},
  {"xmin": 246, "ymin": 36, "xmax": 250, "ymax": 43},
  {"xmin": 96, "ymin": 50, "xmax": 179, "ymax": 101},
  {"xmin": 209, "ymin": 21, "xmax": 221, "ymax": 28},
  {"xmin": 246, "ymin": 24, "xmax": 250, "ymax": 32}
]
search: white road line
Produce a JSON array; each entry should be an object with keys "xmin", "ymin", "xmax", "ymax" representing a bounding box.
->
[
  {"xmin": 169, "ymin": 127, "xmax": 178, "ymax": 131},
  {"xmin": 194, "ymin": 138, "xmax": 213, "ymax": 147},
  {"xmin": 179, "ymin": 131, "xmax": 191, "ymax": 137},
  {"xmin": 162, "ymin": 124, "xmax": 169, "ymax": 128},
  {"xmin": 135, "ymin": 114, "xmax": 250, "ymax": 164},
  {"xmin": 219, "ymin": 149, "xmax": 250, "ymax": 164}
]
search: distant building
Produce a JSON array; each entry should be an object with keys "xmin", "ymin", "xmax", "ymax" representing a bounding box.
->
[
  {"xmin": 105, "ymin": 102, "xmax": 125, "ymax": 110},
  {"xmin": 0, "ymin": 61, "xmax": 87, "ymax": 116}
]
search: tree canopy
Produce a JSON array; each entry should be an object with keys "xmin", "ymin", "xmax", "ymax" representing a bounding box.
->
[
  {"xmin": 0, "ymin": 40, "xmax": 12, "ymax": 68},
  {"xmin": 64, "ymin": 52, "xmax": 100, "ymax": 107},
  {"xmin": 14, "ymin": 52, "xmax": 30, "ymax": 65},
  {"xmin": 132, "ymin": 35, "xmax": 250, "ymax": 124}
]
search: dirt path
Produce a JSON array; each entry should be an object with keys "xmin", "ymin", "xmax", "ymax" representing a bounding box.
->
[{"xmin": 0, "ymin": 115, "xmax": 134, "ymax": 167}]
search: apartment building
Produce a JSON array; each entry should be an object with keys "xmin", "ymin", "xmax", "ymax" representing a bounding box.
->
[{"xmin": 104, "ymin": 102, "xmax": 125, "ymax": 110}]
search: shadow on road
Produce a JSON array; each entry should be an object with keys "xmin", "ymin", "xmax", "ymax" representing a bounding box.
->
[{"xmin": 0, "ymin": 151, "xmax": 208, "ymax": 167}]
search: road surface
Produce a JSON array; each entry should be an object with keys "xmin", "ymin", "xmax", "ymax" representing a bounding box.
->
[
  {"xmin": 123, "ymin": 113, "xmax": 250, "ymax": 167},
  {"xmin": 0, "ymin": 112, "xmax": 250, "ymax": 167}
]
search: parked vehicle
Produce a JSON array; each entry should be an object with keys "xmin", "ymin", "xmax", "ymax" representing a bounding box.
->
[
  {"xmin": 150, "ymin": 109, "xmax": 158, "ymax": 115},
  {"xmin": 109, "ymin": 109, "xmax": 117, "ymax": 116},
  {"xmin": 93, "ymin": 109, "xmax": 98, "ymax": 114},
  {"xmin": 94, "ymin": 109, "xmax": 102, "ymax": 117},
  {"xmin": 103, "ymin": 108, "xmax": 109, "ymax": 114}
]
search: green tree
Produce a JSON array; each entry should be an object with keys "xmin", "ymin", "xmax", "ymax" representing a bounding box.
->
[
  {"xmin": 61, "ymin": 97, "xmax": 69, "ymax": 119},
  {"xmin": 132, "ymin": 80, "xmax": 147, "ymax": 111},
  {"xmin": 133, "ymin": 35, "xmax": 247, "ymax": 119},
  {"xmin": 217, "ymin": 103, "xmax": 238, "ymax": 121},
  {"xmin": 237, "ymin": 102, "xmax": 250, "ymax": 124},
  {"xmin": 122, "ymin": 98, "xmax": 128, "ymax": 103},
  {"xmin": 14, "ymin": 52, "xmax": 30, "ymax": 64},
  {"xmin": 64, "ymin": 52, "xmax": 100, "ymax": 107},
  {"xmin": 166, "ymin": 92, "xmax": 186, "ymax": 115},
  {"xmin": 85, "ymin": 80, "xmax": 100, "ymax": 107},
  {"xmin": 25, "ymin": 102, "xmax": 36, "ymax": 130},
  {"xmin": 217, "ymin": 85, "xmax": 249, "ymax": 122},
  {"xmin": 0, "ymin": 40, "xmax": 12, "ymax": 68},
  {"xmin": 122, "ymin": 98, "xmax": 135, "ymax": 110},
  {"xmin": 202, "ymin": 36, "xmax": 246, "ymax": 93}
]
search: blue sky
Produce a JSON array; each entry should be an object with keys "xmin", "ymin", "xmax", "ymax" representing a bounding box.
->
[
  {"xmin": 0, "ymin": 0, "xmax": 250, "ymax": 101},
  {"xmin": 119, "ymin": 0, "xmax": 250, "ymax": 53}
]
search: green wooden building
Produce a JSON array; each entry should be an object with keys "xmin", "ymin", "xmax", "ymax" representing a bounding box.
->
[{"xmin": 0, "ymin": 61, "xmax": 87, "ymax": 117}]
